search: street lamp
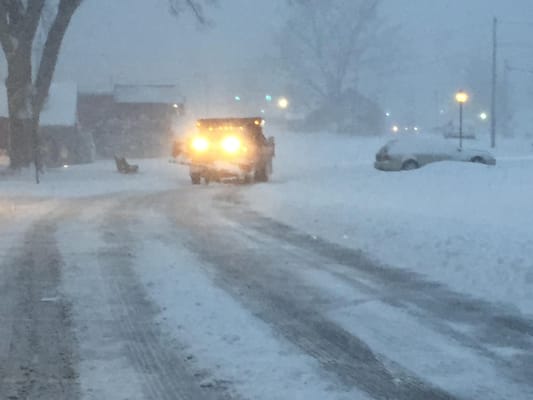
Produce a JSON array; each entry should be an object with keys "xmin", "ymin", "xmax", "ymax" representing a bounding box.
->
[
  {"xmin": 479, "ymin": 112, "xmax": 488, "ymax": 121},
  {"xmin": 455, "ymin": 90, "xmax": 469, "ymax": 149},
  {"xmin": 277, "ymin": 97, "xmax": 289, "ymax": 109}
]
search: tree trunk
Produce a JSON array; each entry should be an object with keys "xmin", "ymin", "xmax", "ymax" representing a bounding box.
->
[
  {"xmin": 0, "ymin": 0, "xmax": 82, "ymax": 172},
  {"xmin": 6, "ymin": 47, "xmax": 35, "ymax": 169},
  {"xmin": 8, "ymin": 116, "xmax": 35, "ymax": 168}
]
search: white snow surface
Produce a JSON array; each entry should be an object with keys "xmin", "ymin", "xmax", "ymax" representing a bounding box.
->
[
  {"xmin": 133, "ymin": 213, "xmax": 368, "ymax": 400},
  {"xmin": 57, "ymin": 206, "xmax": 368, "ymax": 400},
  {"xmin": 1, "ymin": 132, "xmax": 532, "ymax": 317},
  {"xmin": 2, "ymin": 131, "xmax": 533, "ymax": 398},
  {"xmin": 0, "ymin": 158, "xmax": 181, "ymax": 198},
  {"xmin": 244, "ymin": 132, "xmax": 533, "ymax": 316}
]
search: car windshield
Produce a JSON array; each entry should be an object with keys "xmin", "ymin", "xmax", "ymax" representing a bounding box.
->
[{"xmin": 1, "ymin": 1, "xmax": 531, "ymax": 399}]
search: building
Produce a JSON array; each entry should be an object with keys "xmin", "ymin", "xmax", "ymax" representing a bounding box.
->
[
  {"xmin": 78, "ymin": 84, "xmax": 185, "ymax": 158},
  {"xmin": 0, "ymin": 82, "xmax": 94, "ymax": 167}
]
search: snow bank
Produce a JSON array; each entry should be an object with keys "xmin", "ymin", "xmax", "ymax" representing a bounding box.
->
[{"xmin": 244, "ymin": 131, "xmax": 533, "ymax": 316}]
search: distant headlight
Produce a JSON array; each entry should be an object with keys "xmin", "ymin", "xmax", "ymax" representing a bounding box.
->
[
  {"xmin": 191, "ymin": 137, "xmax": 209, "ymax": 152},
  {"xmin": 221, "ymin": 136, "xmax": 241, "ymax": 154}
]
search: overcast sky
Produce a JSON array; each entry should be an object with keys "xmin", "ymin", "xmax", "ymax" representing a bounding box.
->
[{"xmin": 2, "ymin": 0, "xmax": 533, "ymax": 130}]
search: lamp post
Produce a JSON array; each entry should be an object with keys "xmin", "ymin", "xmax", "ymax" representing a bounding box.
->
[
  {"xmin": 455, "ymin": 90, "xmax": 469, "ymax": 149},
  {"xmin": 277, "ymin": 97, "xmax": 289, "ymax": 110}
]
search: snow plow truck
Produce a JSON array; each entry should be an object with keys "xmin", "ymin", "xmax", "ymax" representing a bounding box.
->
[{"xmin": 173, "ymin": 117, "xmax": 275, "ymax": 184}]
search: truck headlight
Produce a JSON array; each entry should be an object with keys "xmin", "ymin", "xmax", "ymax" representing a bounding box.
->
[
  {"xmin": 221, "ymin": 136, "xmax": 241, "ymax": 154},
  {"xmin": 191, "ymin": 137, "xmax": 209, "ymax": 152}
]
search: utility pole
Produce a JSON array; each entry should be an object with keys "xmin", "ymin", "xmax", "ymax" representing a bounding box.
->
[
  {"xmin": 502, "ymin": 59, "xmax": 511, "ymax": 137},
  {"xmin": 490, "ymin": 17, "xmax": 498, "ymax": 148}
]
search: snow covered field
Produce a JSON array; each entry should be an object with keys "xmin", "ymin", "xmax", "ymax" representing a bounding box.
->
[{"xmin": 245, "ymin": 132, "xmax": 533, "ymax": 317}]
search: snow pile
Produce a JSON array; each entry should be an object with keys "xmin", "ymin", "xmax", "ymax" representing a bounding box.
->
[{"xmin": 244, "ymin": 131, "xmax": 533, "ymax": 316}]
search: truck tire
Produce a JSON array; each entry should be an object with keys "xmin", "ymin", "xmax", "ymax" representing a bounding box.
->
[
  {"xmin": 254, "ymin": 164, "xmax": 268, "ymax": 182},
  {"xmin": 243, "ymin": 173, "xmax": 253, "ymax": 184},
  {"xmin": 190, "ymin": 173, "xmax": 201, "ymax": 184}
]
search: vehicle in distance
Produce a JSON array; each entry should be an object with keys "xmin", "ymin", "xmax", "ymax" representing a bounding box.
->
[
  {"xmin": 174, "ymin": 117, "xmax": 275, "ymax": 184},
  {"xmin": 374, "ymin": 137, "xmax": 496, "ymax": 171}
]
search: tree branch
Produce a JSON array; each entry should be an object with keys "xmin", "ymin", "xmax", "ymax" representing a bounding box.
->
[
  {"xmin": 185, "ymin": 0, "xmax": 205, "ymax": 23},
  {"xmin": 21, "ymin": 0, "xmax": 45, "ymax": 43},
  {"xmin": 0, "ymin": 3, "xmax": 14, "ymax": 55},
  {"xmin": 33, "ymin": 0, "xmax": 82, "ymax": 113},
  {"xmin": 6, "ymin": 0, "xmax": 24, "ymax": 33},
  {"xmin": 169, "ymin": 0, "xmax": 215, "ymax": 24}
]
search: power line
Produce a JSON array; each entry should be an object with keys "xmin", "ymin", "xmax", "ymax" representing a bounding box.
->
[
  {"xmin": 500, "ymin": 20, "xmax": 533, "ymax": 27},
  {"xmin": 507, "ymin": 65, "xmax": 533, "ymax": 75}
]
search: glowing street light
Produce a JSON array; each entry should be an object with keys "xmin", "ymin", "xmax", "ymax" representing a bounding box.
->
[
  {"xmin": 479, "ymin": 112, "xmax": 488, "ymax": 121},
  {"xmin": 277, "ymin": 97, "xmax": 289, "ymax": 109},
  {"xmin": 455, "ymin": 90, "xmax": 469, "ymax": 149},
  {"xmin": 455, "ymin": 91, "xmax": 469, "ymax": 104},
  {"xmin": 392, "ymin": 125, "xmax": 399, "ymax": 133}
]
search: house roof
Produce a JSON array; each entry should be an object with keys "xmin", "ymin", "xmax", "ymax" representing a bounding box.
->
[
  {"xmin": 0, "ymin": 82, "xmax": 78, "ymax": 127},
  {"xmin": 113, "ymin": 84, "xmax": 184, "ymax": 105}
]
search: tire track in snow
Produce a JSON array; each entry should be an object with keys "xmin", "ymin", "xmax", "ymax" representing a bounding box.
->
[
  {"xmin": 143, "ymin": 191, "xmax": 459, "ymax": 400},
  {"xmin": 94, "ymin": 203, "xmax": 237, "ymax": 400},
  {"xmin": 215, "ymin": 194, "xmax": 533, "ymax": 392},
  {"xmin": 0, "ymin": 207, "xmax": 80, "ymax": 400}
]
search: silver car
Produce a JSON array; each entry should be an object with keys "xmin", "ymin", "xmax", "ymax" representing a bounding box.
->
[{"xmin": 374, "ymin": 137, "xmax": 496, "ymax": 171}]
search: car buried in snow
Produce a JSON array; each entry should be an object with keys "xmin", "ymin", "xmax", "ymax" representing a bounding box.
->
[
  {"xmin": 173, "ymin": 117, "xmax": 275, "ymax": 184},
  {"xmin": 374, "ymin": 136, "xmax": 496, "ymax": 171}
]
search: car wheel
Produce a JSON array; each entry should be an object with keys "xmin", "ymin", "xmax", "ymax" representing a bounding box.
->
[
  {"xmin": 190, "ymin": 173, "xmax": 201, "ymax": 184},
  {"xmin": 402, "ymin": 160, "xmax": 419, "ymax": 170},
  {"xmin": 471, "ymin": 156, "xmax": 484, "ymax": 164}
]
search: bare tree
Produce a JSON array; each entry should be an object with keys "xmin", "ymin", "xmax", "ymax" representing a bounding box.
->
[
  {"xmin": 0, "ymin": 0, "xmax": 82, "ymax": 170},
  {"xmin": 0, "ymin": 0, "xmax": 214, "ymax": 171},
  {"xmin": 280, "ymin": 0, "xmax": 389, "ymax": 110},
  {"xmin": 169, "ymin": 0, "xmax": 216, "ymax": 25}
]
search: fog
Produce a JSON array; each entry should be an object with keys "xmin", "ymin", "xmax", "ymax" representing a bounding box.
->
[{"xmin": 3, "ymin": 0, "xmax": 533, "ymax": 134}]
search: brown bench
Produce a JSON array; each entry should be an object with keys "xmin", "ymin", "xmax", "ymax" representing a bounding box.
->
[{"xmin": 114, "ymin": 156, "xmax": 139, "ymax": 174}]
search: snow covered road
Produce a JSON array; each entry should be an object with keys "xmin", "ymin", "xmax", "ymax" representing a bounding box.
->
[
  {"xmin": 1, "ymin": 184, "xmax": 532, "ymax": 399},
  {"xmin": 1, "ymin": 133, "xmax": 533, "ymax": 399}
]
